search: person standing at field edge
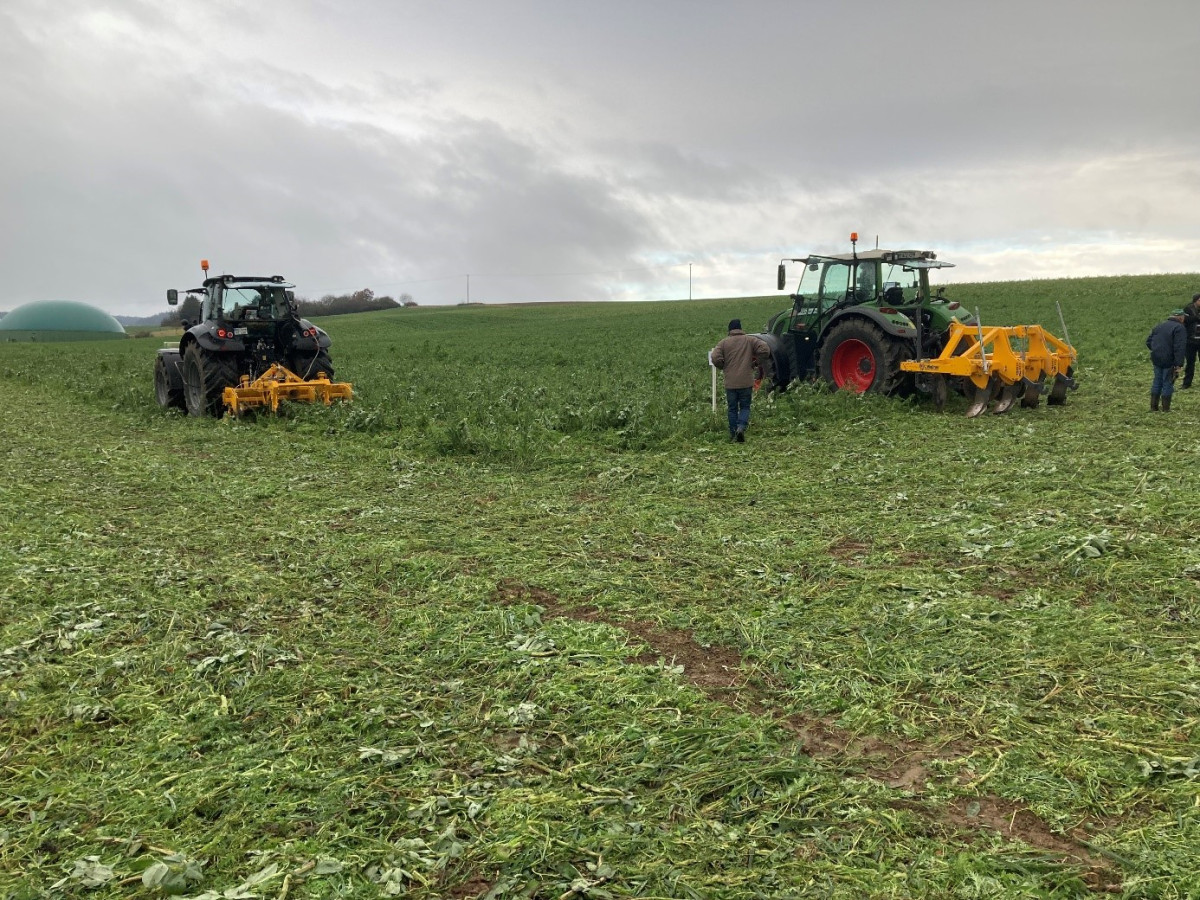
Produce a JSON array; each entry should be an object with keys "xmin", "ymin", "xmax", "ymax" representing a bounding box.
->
[
  {"xmin": 1181, "ymin": 292, "xmax": 1200, "ymax": 388},
  {"xmin": 710, "ymin": 319, "xmax": 771, "ymax": 441},
  {"xmin": 1146, "ymin": 308, "xmax": 1188, "ymax": 412}
]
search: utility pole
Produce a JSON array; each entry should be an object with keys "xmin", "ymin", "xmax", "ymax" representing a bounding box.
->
[
  {"xmin": 466, "ymin": 273, "xmax": 470, "ymax": 305},
  {"xmin": 689, "ymin": 262, "xmax": 693, "ymax": 300}
]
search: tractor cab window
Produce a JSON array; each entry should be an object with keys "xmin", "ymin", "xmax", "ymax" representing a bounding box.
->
[
  {"xmin": 882, "ymin": 265, "xmax": 921, "ymax": 304},
  {"xmin": 221, "ymin": 285, "xmax": 291, "ymax": 321},
  {"xmin": 222, "ymin": 286, "xmax": 266, "ymax": 320},
  {"xmin": 819, "ymin": 263, "xmax": 851, "ymax": 306},
  {"xmin": 854, "ymin": 262, "xmax": 876, "ymax": 301}
]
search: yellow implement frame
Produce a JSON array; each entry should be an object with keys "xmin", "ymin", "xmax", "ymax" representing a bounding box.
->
[
  {"xmin": 223, "ymin": 363, "xmax": 353, "ymax": 416},
  {"xmin": 900, "ymin": 321, "xmax": 1077, "ymax": 415},
  {"xmin": 902, "ymin": 321, "xmax": 1075, "ymax": 389}
]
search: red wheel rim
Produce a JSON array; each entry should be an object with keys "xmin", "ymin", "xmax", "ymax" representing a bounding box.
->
[{"xmin": 831, "ymin": 339, "xmax": 876, "ymax": 392}]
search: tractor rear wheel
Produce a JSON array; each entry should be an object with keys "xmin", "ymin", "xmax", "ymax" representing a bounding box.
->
[
  {"xmin": 154, "ymin": 354, "xmax": 185, "ymax": 410},
  {"xmin": 819, "ymin": 319, "xmax": 910, "ymax": 395},
  {"xmin": 292, "ymin": 350, "xmax": 334, "ymax": 380},
  {"xmin": 183, "ymin": 344, "xmax": 240, "ymax": 418}
]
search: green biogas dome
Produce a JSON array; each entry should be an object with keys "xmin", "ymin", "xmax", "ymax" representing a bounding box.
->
[{"xmin": 0, "ymin": 300, "xmax": 126, "ymax": 342}]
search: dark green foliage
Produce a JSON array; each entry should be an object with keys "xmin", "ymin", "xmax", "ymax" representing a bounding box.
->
[{"xmin": 295, "ymin": 288, "xmax": 407, "ymax": 318}]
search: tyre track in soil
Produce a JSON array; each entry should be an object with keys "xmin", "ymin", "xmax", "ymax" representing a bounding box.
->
[{"xmin": 494, "ymin": 580, "xmax": 1122, "ymax": 894}]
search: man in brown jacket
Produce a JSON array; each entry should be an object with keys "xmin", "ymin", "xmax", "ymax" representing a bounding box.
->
[{"xmin": 711, "ymin": 319, "xmax": 771, "ymax": 442}]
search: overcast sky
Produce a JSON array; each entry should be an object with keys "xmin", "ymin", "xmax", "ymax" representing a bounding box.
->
[{"xmin": 2, "ymin": 0, "xmax": 1199, "ymax": 315}]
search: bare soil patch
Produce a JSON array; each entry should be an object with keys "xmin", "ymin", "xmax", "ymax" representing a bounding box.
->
[
  {"xmin": 492, "ymin": 579, "xmax": 1119, "ymax": 892},
  {"xmin": 827, "ymin": 537, "xmax": 872, "ymax": 562}
]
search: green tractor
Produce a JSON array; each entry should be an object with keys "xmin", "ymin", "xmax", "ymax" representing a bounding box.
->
[{"xmin": 760, "ymin": 235, "xmax": 974, "ymax": 395}]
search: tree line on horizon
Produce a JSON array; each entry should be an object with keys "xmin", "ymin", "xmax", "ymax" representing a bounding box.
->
[{"xmin": 160, "ymin": 288, "xmax": 417, "ymax": 325}]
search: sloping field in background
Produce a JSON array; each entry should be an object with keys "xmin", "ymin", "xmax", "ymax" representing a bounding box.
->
[{"xmin": 2, "ymin": 273, "xmax": 1199, "ymax": 898}]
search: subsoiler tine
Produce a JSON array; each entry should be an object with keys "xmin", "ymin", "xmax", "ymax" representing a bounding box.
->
[
  {"xmin": 965, "ymin": 379, "xmax": 994, "ymax": 418},
  {"xmin": 1020, "ymin": 376, "xmax": 1044, "ymax": 408},
  {"xmin": 1048, "ymin": 371, "xmax": 1076, "ymax": 406},
  {"xmin": 992, "ymin": 382, "xmax": 1019, "ymax": 414}
]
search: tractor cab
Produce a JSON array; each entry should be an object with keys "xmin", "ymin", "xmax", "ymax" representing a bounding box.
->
[
  {"xmin": 217, "ymin": 280, "xmax": 295, "ymax": 323},
  {"xmin": 769, "ymin": 252, "xmax": 912, "ymax": 341},
  {"xmin": 169, "ymin": 275, "xmax": 298, "ymax": 327},
  {"xmin": 875, "ymin": 255, "xmax": 971, "ymax": 337},
  {"xmin": 181, "ymin": 275, "xmax": 296, "ymax": 326},
  {"xmin": 771, "ymin": 248, "xmax": 970, "ymax": 349},
  {"xmin": 168, "ymin": 275, "xmax": 312, "ymax": 357}
]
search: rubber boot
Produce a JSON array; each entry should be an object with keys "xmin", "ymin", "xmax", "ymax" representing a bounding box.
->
[
  {"xmin": 1152, "ymin": 394, "xmax": 1160, "ymax": 411},
  {"xmin": 1163, "ymin": 395, "xmax": 1172, "ymax": 412}
]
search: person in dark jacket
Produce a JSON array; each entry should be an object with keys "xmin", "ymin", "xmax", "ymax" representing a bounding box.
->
[
  {"xmin": 1146, "ymin": 308, "xmax": 1188, "ymax": 411},
  {"xmin": 1181, "ymin": 293, "xmax": 1200, "ymax": 387},
  {"xmin": 711, "ymin": 319, "xmax": 771, "ymax": 441}
]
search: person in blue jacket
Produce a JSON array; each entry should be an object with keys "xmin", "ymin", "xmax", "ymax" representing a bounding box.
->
[
  {"xmin": 1181, "ymin": 292, "xmax": 1200, "ymax": 387},
  {"xmin": 1147, "ymin": 308, "xmax": 1188, "ymax": 411}
]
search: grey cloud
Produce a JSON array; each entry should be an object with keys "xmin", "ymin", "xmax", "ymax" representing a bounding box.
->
[
  {"xmin": 0, "ymin": 18, "xmax": 655, "ymax": 310},
  {"xmin": 2, "ymin": 0, "xmax": 1199, "ymax": 314}
]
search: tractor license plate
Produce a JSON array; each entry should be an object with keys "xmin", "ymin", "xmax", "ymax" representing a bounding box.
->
[{"xmin": 234, "ymin": 327, "xmax": 249, "ymax": 336}]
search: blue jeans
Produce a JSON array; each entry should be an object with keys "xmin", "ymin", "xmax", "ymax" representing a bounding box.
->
[
  {"xmin": 726, "ymin": 387, "xmax": 752, "ymax": 436},
  {"xmin": 1152, "ymin": 365, "xmax": 1178, "ymax": 397}
]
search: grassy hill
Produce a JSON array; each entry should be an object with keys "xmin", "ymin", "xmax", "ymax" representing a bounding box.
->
[{"xmin": 1, "ymin": 273, "xmax": 1199, "ymax": 898}]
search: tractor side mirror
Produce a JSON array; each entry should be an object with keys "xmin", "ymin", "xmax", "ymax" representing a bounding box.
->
[
  {"xmin": 167, "ymin": 289, "xmax": 179, "ymax": 306},
  {"xmin": 777, "ymin": 264, "xmax": 786, "ymax": 291},
  {"xmin": 286, "ymin": 290, "xmax": 295, "ymax": 302}
]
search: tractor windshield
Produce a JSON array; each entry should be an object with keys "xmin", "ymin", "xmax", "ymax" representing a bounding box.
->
[
  {"xmin": 221, "ymin": 284, "xmax": 293, "ymax": 321},
  {"xmin": 818, "ymin": 261, "xmax": 874, "ymax": 304}
]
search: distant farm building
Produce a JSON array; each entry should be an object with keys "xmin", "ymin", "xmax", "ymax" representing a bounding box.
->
[{"xmin": 0, "ymin": 300, "xmax": 127, "ymax": 342}]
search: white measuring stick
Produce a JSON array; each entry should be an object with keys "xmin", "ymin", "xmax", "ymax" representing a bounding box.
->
[{"xmin": 708, "ymin": 351, "xmax": 717, "ymax": 412}]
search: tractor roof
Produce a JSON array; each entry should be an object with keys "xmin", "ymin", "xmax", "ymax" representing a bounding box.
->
[
  {"xmin": 186, "ymin": 275, "xmax": 296, "ymax": 293},
  {"xmin": 803, "ymin": 249, "xmax": 953, "ymax": 268},
  {"xmin": 202, "ymin": 275, "xmax": 292, "ymax": 288}
]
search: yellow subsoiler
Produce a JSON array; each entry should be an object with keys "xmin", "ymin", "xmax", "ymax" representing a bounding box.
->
[
  {"xmin": 223, "ymin": 363, "xmax": 353, "ymax": 416},
  {"xmin": 900, "ymin": 319, "xmax": 1077, "ymax": 417}
]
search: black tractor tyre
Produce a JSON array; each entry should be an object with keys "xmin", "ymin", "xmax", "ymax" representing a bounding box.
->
[
  {"xmin": 772, "ymin": 339, "xmax": 797, "ymax": 389},
  {"xmin": 183, "ymin": 344, "xmax": 240, "ymax": 418},
  {"xmin": 818, "ymin": 319, "xmax": 911, "ymax": 395},
  {"xmin": 154, "ymin": 355, "xmax": 186, "ymax": 410},
  {"xmin": 293, "ymin": 350, "xmax": 334, "ymax": 381}
]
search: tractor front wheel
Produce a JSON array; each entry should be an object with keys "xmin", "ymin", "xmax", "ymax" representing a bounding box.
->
[
  {"xmin": 183, "ymin": 344, "xmax": 240, "ymax": 417},
  {"xmin": 819, "ymin": 319, "xmax": 909, "ymax": 395},
  {"xmin": 154, "ymin": 354, "xmax": 185, "ymax": 410}
]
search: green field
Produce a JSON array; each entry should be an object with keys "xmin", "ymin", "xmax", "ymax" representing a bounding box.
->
[{"xmin": 2, "ymin": 274, "xmax": 1199, "ymax": 899}]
